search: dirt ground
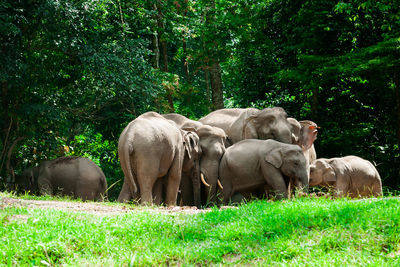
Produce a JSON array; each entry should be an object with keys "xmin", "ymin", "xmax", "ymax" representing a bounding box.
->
[
  {"xmin": 0, "ymin": 195, "xmax": 392, "ymax": 216},
  {"xmin": 0, "ymin": 196, "xmax": 222, "ymax": 215}
]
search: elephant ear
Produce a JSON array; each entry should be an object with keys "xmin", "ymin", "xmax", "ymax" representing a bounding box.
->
[
  {"xmin": 183, "ymin": 131, "xmax": 200, "ymax": 159},
  {"xmin": 287, "ymin": 118, "xmax": 301, "ymax": 144},
  {"xmin": 299, "ymin": 121, "xmax": 320, "ymax": 151},
  {"xmin": 242, "ymin": 115, "xmax": 258, "ymax": 139},
  {"xmin": 321, "ymin": 160, "xmax": 336, "ymax": 182},
  {"xmin": 265, "ymin": 148, "xmax": 283, "ymax": 168}
]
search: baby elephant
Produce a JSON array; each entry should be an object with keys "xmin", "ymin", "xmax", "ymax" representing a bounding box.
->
[
  {"xmin": 219, "ymin": 139, "xmax": 309, "ymax": 204},
  {"xmin": 16, "ymin": 157, "xmax": 107, "ymax": 201},
  {"xmin": 309, "ymin": 156, "xmax": 382, "ymax": 198}
]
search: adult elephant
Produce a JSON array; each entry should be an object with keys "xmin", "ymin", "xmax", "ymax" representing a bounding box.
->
[
  {"xmin": 162, "ymin": 113, "xmax": 227, "ymax": 205},
  {"xmin": 219, "ymin": 139, "xmax": 309, "ymax": 204},
  {"xmin": 199, "ymin": 107, "xmax": 293, "ymax": 145},
  {"xmin": 309, "ymin": 156, "xmax": 382, "ymax": 198},
  {"xmin": 117, "ymin": 112, "xmax": 199, "ymax": 206},
  {"xmin": 15, "ymin": 157, "xmax": 107, "ymax": 201}
]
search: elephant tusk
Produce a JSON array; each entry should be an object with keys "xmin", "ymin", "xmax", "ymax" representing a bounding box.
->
[
  {"xmin": 217, "ymin": 179, "xmax": 224, "ymax": 190},
  {"xmin": 200, "ymin": 173, "xmax": 210, "ymax": 187},
  {"xmin": 288, "ymin": 177, "xmax": 292, "ymax": 199}
]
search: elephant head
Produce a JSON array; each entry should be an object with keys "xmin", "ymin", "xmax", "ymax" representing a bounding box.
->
[
  {"xmin": 181, "ymin": 130, "xmax": 202, "ymax": 208},
  {"xmin": 265, "ymin": 145, "xmax": 309, "ymax": 193},
  {"xmin": 241, "ymin": 107, "xmax": 293, "ymax": 144},
  {"xmin": 15, "ymin": 166, "xmax": 39, "ymax": 194},
  {"xmin": 309, "ymin": 159, "xmax": 336, "ymax": 186},
  {"xmin": 288, "ymin": 119, "xmax": 319, "ymax": 151},
  {"xmin": 182, "ymin": 123, "xmax": 226, "ymax": 205}
]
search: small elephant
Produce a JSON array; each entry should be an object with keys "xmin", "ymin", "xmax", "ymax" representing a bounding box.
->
[
  {"xmin": 309, "ymin": 156, "xmax": 383, "ymax": 198},
  {"xmin": 162, "ymin": 113, "xmax": 227, "ymax": 206},
  {"xmin": 15, "ymin": 157, "xmax": 107, "ymax": 201},
  {"xmin": 117, "ymin": 112, "xmax": 199, "ymax": 206},
  {"xmin": 199, "ymin": 107, "xmax": 293, "ymax": 145},
  {"xmin": 287, "ymin": 119, "xmax": 319, "ymax": 164},
  {"xmin": 219, "ymin": 139, "xmax": 309, "ymax": 204}
]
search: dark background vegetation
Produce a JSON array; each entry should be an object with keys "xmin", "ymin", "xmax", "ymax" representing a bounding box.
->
[{"xmin": 1, "ymin": 0, "xmax": 399, "ymax": 199}]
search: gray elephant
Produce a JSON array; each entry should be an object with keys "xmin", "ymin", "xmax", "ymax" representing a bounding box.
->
[
  {"xmin": 162, "ymin": 113, "xmax": 198, "ymax": 128},
  {"xmin": 117, "ymin": 112, "xmax": 199, "ymax": 206},
  {"xmin": 219, "ymin": 139, "xmax": 309, "ymax": 204},
  {"xmin": 199, "ymin": 107, "xmax": 293, "ymax": 144},
  {"xmin": 288, "ymin": 118, "xmax": 319, "ymax": 164},
  {"xmin": 162, "ymin": 113, "xmax": 227, "ymax": 206},
  {"xmin": 15, "ymin": 157, "xmax": 107, "ymax": 201},
  {"xmin": 309, "ymin": 156, "xmax": 383, "ymax": 198}
]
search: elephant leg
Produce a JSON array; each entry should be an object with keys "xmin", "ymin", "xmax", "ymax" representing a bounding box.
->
[
  {"xmin": 153, "ymin": 179, "xmax": 164, "ymax": 205},
  {"xmin": 164, "ymin": 154, "xmax": 183, "ymax": 206},
  {"xmin": 180, "ymin": 174, "xmax": 193, "ymax": 206},
  {"xmin": 335, "ymin": 181, "xmax": 349, "ymax": 198},
  {"xmin": 117, "ymin": 180, "xmax": 132, "ymax": 202},
  {"xmin": 260, "ymin": 166, "xmax": 287, "ymax": 199},
  {"xmin": 139, "ymin": 176, "xmax": 156, "ymax": 205},
  {"xmin": 38, "ymin": 181, "xmax": 53, "ymax": 196},
  {"xmin": 221, "ymin": 182, "xmax": 233, "ymax": 205}
]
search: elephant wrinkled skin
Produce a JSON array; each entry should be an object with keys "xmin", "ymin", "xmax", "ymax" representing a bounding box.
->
[
  {"xmin": 117, "ymin": 112, "xmax": 199, "ymax": 206},
  {"xmin": 309, "ymin": 156, "xmax": 382, "ymax": 198},
  {"xmin": 219, "ymin": 139, "xmax": 309, "ymax": 204},
  {"xmin": 15, "ymin": 157, "xmax": 107, "ymax": 201}
]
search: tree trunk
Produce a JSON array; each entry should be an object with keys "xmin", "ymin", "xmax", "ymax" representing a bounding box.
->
[
  {"xmin": 156, "ymin": 1, "xmax": 174, "ymax": 112},
  {"xmin": 2, "ymin": 81, "xmax": 9, "ymax": 131},
  {"xmin": 204, "ymin": 69, "xmax": 211, "ymax": 111},
  {"xmin": 183, "ymin": 40, "xmax": 190, "ymax": 82},
  {"xmin": 394, "ymin": 71, "xmax": 400, "ymax": 151},
  {"xmin": 6, "ymin": 136, "xmax": 24, "ymax": 182},
  {"xmin": 206, "ymin": 0, "xmax": 224, "ymax": 110},
  {"xmin": 210, "ymin": 62, "xmax": 224, "ymax": 110},
  {"xmin": 151, "ymin": 4, "xmax": 160, "ymax": 69},
  {"xmin": 0, "ymin": 81, "xmax": 10, "ymax": 176}
]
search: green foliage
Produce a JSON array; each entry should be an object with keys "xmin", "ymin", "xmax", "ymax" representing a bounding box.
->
[
  {"xmin": 1, "ymin": 196, "xmax": 400, "ymax": 265},
  {"xmin": 1, "ymin": 0, "xmax": 400, "ymax": 191}
]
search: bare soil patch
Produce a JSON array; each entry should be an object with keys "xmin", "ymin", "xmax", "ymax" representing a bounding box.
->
[{"xmin": 0, "ymin": 196, "xmax": 224, "ymax": 215}]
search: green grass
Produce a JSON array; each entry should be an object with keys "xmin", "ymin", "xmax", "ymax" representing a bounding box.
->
[{"xmin": 1, "ymin": 194, "xmax": 400, "ymax": 266}]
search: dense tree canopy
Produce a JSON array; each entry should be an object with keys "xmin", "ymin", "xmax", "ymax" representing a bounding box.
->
[{"xmin": 1, "ymin": 0, "xmax": 399, "ymax": 198}]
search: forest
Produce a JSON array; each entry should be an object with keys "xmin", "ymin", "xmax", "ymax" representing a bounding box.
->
[{"xmin": 1, "ymin": 0, "xmax": 400, "ymax": 199}]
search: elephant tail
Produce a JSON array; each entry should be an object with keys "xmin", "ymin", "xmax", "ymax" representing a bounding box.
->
[
  {"xmin": 121, "ymin": 143, "xmax": 138, "ymax": 194},
  {"xmin": 373, "ymin": 171, "xmax": 383, "ymax": 197},
  {"xmin": 100, "ymin": 175, "xmax": 108, "ymax": 198}
]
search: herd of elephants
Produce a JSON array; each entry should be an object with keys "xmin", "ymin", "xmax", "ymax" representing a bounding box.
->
[{"xmin": 14, "ymin": 107, "xmax": 383, "ymax": 208}]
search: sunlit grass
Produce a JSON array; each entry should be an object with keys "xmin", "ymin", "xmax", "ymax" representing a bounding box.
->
[{"xmin": 1, "ymin": 193, "xmax": 400, "ymax": 266}]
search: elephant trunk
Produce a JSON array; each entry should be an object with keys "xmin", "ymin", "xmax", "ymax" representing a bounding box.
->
[
  {"xmin": 200, "ymin": 158, "xmax": 221, "ymax": 205},
  {"xmin": 298, "ymin": 172, "xmax": 309, "ymax": 193},
  {"xmin": 192, "ymin": 160, "xmax": 201, "ymax": 209}
]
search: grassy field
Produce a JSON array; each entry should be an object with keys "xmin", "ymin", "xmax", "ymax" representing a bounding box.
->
[{"xmin": 1, "ymin": 193, "xmax": 400, "ymax": 266}]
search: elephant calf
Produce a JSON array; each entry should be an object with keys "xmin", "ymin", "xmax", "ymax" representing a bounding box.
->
[
  {"xmin": 219, "ymin": 139, "xmax": 309, "ymax": 204},
  {"xmin": 15, "ymin": 157, "xmax": 107, "ymax": 201},
  {"xmin": 309, "ymin": 156, "xmax": 382, "ymax": 198}
]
